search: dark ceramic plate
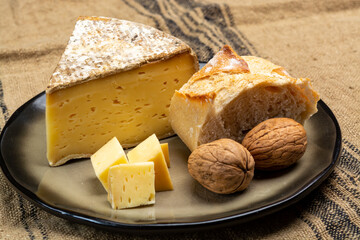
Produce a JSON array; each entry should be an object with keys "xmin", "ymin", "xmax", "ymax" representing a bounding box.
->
[{"xmin": 0, "ymin": 92, "xmax": 341, "ymax": 233}]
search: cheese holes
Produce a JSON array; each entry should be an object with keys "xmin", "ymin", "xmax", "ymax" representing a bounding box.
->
[
  {"xmin": 148, "ymin": 194, "xmax": 155, "ymax": 201},
  {"xmin": 174, "ymin": 78, "xmax": 179, "ymax": 83},
  {"xmin": 58, "ymin": 145, "xmax": 68, "ymax": 150},
  {"xmin": 113, "ymin": 99, "xmax": 121, "ymax": 104},
  {"xmin": 68, "ymin": 113, "xmax": 76, "ymax": 123},
  {"xmin": 90, "ymin": 107, "xmax": 96, "ymax": 112},
  {"xmin": 159, "ymin": 113, "xmax": 167, "ymax": 119}
]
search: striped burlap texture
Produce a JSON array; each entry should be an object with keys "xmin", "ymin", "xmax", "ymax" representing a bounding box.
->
[{"xmin": 0, "ymin": 0, "xmax": 359, "ymax": 239}]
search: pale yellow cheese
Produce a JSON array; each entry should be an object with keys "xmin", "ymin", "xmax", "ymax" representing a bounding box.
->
[
  {"xmin": 90, "ymin": 137, "xmax": 128, "ymax": 191},
  {"xmin": 46, "ymin": 53, "xmax": 197, "ymax": 166},
  {"xmin": 108, "ymin": 162, "xmax": 155, "ymax": 209},
  {"xmin": 160, "ymin": 143, "xmax": 170, "ymax": 168},
  {"xmin": 127, "ymin": 134, "xmax": 173, "ymax": 192}
]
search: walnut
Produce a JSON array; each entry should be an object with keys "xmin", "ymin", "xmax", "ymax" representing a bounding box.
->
[
  {"xmin": 242, "ymin": 118, "xmax": 307, "ymax": 171},
  {"xmin": 188, "ymin": 139, "xmax": 255, "ymax": 194}
]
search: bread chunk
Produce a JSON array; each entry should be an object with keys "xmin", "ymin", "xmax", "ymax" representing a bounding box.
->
[{"xmin": 169, "ymin": 45, "xmax": 319, "ymax": 151}]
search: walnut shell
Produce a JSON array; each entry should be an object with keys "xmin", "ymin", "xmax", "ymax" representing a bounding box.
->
[
  {"xmin": 242, "ymin": 118, "xmax": 307, "ymax": 171},
  {"xmin": 188, "ymin": 139, "xmax": 255, "ymax": 194}
]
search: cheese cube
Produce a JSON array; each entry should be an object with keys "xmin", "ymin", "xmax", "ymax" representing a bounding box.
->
[
  {"xmin": 127, "ymin": 134, "xmax": 173, "ymax": 191},
  {"xmin": 90, "ymin": 137, "xmax": 128, "ymax": 191},
  {"xmin": 160, "ymin": 143, "xmax": 170, "ymax": 168},
  {"xmin": 108, "ymin": 162, "xmax": 155, "ymax": 209}
]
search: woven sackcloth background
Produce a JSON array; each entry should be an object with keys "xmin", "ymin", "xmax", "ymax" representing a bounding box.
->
[{"xmin": 0, "ymin": 0, "xmax": 359, "ymax": 239}]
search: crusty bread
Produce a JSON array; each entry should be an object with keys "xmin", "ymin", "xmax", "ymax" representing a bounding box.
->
[{"xmin": 169, "ymin": 45, "xmax": 319, "ymax": 151}]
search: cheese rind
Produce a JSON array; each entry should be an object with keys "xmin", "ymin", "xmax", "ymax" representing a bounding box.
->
[
  {"xmin": 108, "ymin": 162, "xmax": 155, "ymax": 209},
  {"xmin": 90, "ymin": 137, "xmax": 128, "ymax": 191},
  {"xmin": 127, "ymin": 134, "xmax": 173, "ymax": 191},
  {"xmin": 46, "ymin": 16, "xmax": 198, "ymax": 93}
]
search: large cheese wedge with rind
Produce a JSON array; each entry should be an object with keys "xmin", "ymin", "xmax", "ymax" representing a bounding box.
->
[{"xmin": 46, "ymin": 16, "xmax": 198, "ymax": 166}]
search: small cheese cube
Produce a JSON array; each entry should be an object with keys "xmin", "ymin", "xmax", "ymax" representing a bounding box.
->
[
  {"xmin": 90, "ymin": 137, "xmax": 128, "ymax": 191},
  {"xmin": 127, "ymin": 134, "xmax": 173, "ymax": 191},
  {"xmin": 160, "ymin": 143, "xmax": 170, "ymax": 168},
  {"xmin": 108, "ymin": 162, "xmax": 155, "ymax": 209}
]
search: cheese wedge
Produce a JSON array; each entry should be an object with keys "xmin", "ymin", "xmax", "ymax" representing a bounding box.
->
[
  {"xmin": 160, "ymin": 143, "xmax": 170, "ymax": 168},
  {"xmin": 45, "ymin": 16, "xmax": 198, "ymax": 166},
  {"xmin": 127, "ymin": 134, "xmax": 173, "ymax": 191},
  {"xmin": 90, "ymin": 137, "xmax": 128, "ymax": 191},
  {"xmin": 108, "ymin": 162, "xmax": 155, "ymax": 209}
]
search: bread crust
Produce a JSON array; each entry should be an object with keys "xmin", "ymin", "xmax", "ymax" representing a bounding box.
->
[{"xmin": 169, "ymin": 45, "xmax": 319, "ymax": 151}]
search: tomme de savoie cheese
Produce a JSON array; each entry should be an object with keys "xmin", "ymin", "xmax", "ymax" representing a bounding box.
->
[
  {"xmin": 127, "ymin": 134, "xmax": 173, "ymax": 192},
  {"xmin": 90, "ymin": 136, "xmax": 170, "ymax": 194},
  {"xmin": 90, "ymin": 137, "xmax": 128, "ymax": 191},
  {"xmin": 46, "ymin": 16, "xmax": 198, "ymax": 166},
  {"xmin": 108, "ymin": 162, "xmax": 155, "ymax": 209},
  {"xmin": 160, "ymin": 143, "xmax": 170, "ymax": 168},
  {"xmin": 90, "ymin": 135, "xmax": 172, "ymax": 209}
]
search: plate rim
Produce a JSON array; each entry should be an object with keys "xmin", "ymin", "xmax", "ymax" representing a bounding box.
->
[{"xmin": 0, "ymin": 91, "xmax": 342, "ymax": 233}]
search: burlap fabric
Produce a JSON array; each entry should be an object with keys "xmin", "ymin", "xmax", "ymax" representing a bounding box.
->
[{"xmin": 1, "ymin": 0, "xmax": 359, "ymax": 239}]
